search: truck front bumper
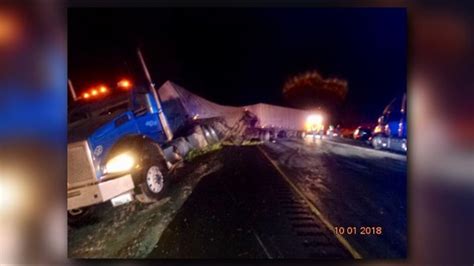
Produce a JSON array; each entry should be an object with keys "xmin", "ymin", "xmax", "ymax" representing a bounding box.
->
[{"xmin": 67, "ymin": 174, "xmax": 134, "ymax": 210}]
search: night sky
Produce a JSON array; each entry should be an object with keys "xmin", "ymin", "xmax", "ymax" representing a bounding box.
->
[{"xmin": 68, "ymin": 8, "xmax": 406, "ymax": 124}]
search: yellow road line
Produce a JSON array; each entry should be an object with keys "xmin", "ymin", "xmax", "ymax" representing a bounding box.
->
[{"xmin": 258, "ymin": 145, "xmax": 363, "ymax": 259}]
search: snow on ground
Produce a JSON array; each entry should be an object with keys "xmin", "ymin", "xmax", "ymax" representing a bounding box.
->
[{"xmin": 68, "ymin": 151, "xmax": 223, "ymax": 258}]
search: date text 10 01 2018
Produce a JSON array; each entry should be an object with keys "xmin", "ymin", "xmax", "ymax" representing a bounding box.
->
[{"xmin": 334, "ymin": 226, "xmax": 383, "ymax": 235}]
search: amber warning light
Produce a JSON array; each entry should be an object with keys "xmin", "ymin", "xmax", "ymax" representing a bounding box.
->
[
  {"xmin": 78, "ymin": 79, "xmax": 131, "ymax": 101},
  {"xmin": 81, "ymin": 85, "xmax": 109, "ymax": 100},
  {"xmin": 99, "ymin": 85, "xmax": 108, "ymax": 93},
  {"xmin": 118, "ymin": 79, "xmax": 132, "ymax": 89}
]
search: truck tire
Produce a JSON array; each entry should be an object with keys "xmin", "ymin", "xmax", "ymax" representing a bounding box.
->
[
  {"xmin": 135, "ymin": 142, "xmax": 170, "ymax": 202},
  {"xmin": 372, "ymin": 135, "xmax": 383, "ymax": 150},
  {"xmin": 277, "ymin": 130, "xmax": 287, "ymax": 138},
  {"xmin": 203, "ymin": 126, "xmax": 218, "ymax": 144},
  {"xmin": 141, "ymin": 163, "xmax": 168, "ymax": 200},
  {"xmin": 208, "ymin": 126, "xmax": 220, "ymax": 142}
]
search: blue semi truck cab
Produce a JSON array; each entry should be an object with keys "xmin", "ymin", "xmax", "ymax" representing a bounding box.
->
[
  {"xmin": 67, "ymin": 85, "xmax": 174, "ymax": 215},
  {"xmin": 371, "ymin": 93, "xmax": 407, "ymax": 152}
]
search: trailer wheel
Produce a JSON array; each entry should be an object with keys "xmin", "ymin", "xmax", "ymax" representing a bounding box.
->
[{"xmin": 277, "ymin": 130, "xmax": 287, "ymax": 138}]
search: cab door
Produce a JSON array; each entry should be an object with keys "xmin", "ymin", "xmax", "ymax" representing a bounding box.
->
[{"xmin": 132, "ymin": 91, "xmax": 166, "ymax": 143}]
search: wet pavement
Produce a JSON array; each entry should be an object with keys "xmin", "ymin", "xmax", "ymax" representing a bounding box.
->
[
  {"xmin": 69, "ymin": 138, "xmax": 406, "ymax": 259},
  {"xmin": 261, "ymin": 138, "xmax": 407, "ymax": 258},
  {"xmin": 149, "ymin": 145, "xmax": 350, "ymax": 259},
  {"xmin": 67, "ymin": 150, "xmax": 224, "ymax": 258}
]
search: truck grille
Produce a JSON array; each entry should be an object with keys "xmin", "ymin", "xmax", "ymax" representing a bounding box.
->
[{"xmin": 68, "ymin": 141, "xmax": 96, "ymax": 187}]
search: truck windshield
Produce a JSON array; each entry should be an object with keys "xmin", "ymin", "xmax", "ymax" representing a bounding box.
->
[{"xmin": 68, "ymin": 94, "xmax": 130, "ymax": 126}]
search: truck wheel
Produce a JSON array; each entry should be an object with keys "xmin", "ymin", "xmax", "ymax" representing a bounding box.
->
[
  {"xmin": 135, "ymin": 144, "xmax": 170, "ymax": 202},
  {"xmin": 136, "ymin": 161, "xmax": 169, "ymax": 202},
  {"xmin": 135, "ymin": 160, "xmax": 169, "ymax": 202},
  {"xmin": 203, "ymin": 126, "xmax": 217, "ymax": 144},
  {"xmin": 208, "ymin": 126, "xmax": 219, "ymax": 142}
]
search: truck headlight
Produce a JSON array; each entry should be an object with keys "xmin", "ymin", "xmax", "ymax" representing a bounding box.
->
[{"xmin": 105, "ymin": 153, "xmax": 135, "ymax": 174}]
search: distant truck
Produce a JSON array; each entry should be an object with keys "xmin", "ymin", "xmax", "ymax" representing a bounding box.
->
[
  {"xmin": 67, "ymin": 84, "xmax": 175, "ymax": 219},
  {"xmin": 371, "ymin": 93, "xmax": 407, "ymax": 152}
]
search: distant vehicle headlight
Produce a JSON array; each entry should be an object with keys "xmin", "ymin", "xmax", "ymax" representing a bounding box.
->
[
  {"xmin": 105, "ymin": 153, "xmax": 135, "ymax": 174},
  {"xmin": 305, "ymin": 114, "xmax": 324, "ymax": 132}
]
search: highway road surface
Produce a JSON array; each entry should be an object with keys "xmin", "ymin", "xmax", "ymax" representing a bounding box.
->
[{"xmin": 69, "ymin": 137, "xmax": 407, "ymax": 259}]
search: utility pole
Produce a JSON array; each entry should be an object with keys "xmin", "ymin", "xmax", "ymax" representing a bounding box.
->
[
  {"xmin": 137, "ymin": 48, "xmax": 173, "ymax": 141},
  {"xmin": 68, "ymin": 79, "xmax": 78, "ymax": 101}
]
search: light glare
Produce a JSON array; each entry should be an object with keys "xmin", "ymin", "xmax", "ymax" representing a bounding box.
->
[
  {"xmin": 305, "ymin": 114, "xmax": 324, "ymax": 131},
  {"xmin": 99, "ymin": 86, "xmax": 107, "ymax": 93},
  {"xmin": 105, "ymin": 153, "xmax": 135, "ymax": 174},
  {"xmin": 118, "ymin": 79, "xmax": 131, "ymax": 89}
]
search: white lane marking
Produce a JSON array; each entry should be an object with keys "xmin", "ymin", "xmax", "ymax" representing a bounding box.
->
[
  {"xmin": 252, "ymin": 230, "xmax": 273, "ymax": 259},
  {"xmin": 222, "ymin": 178, "xmax": 273, "ymax": 259}
]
